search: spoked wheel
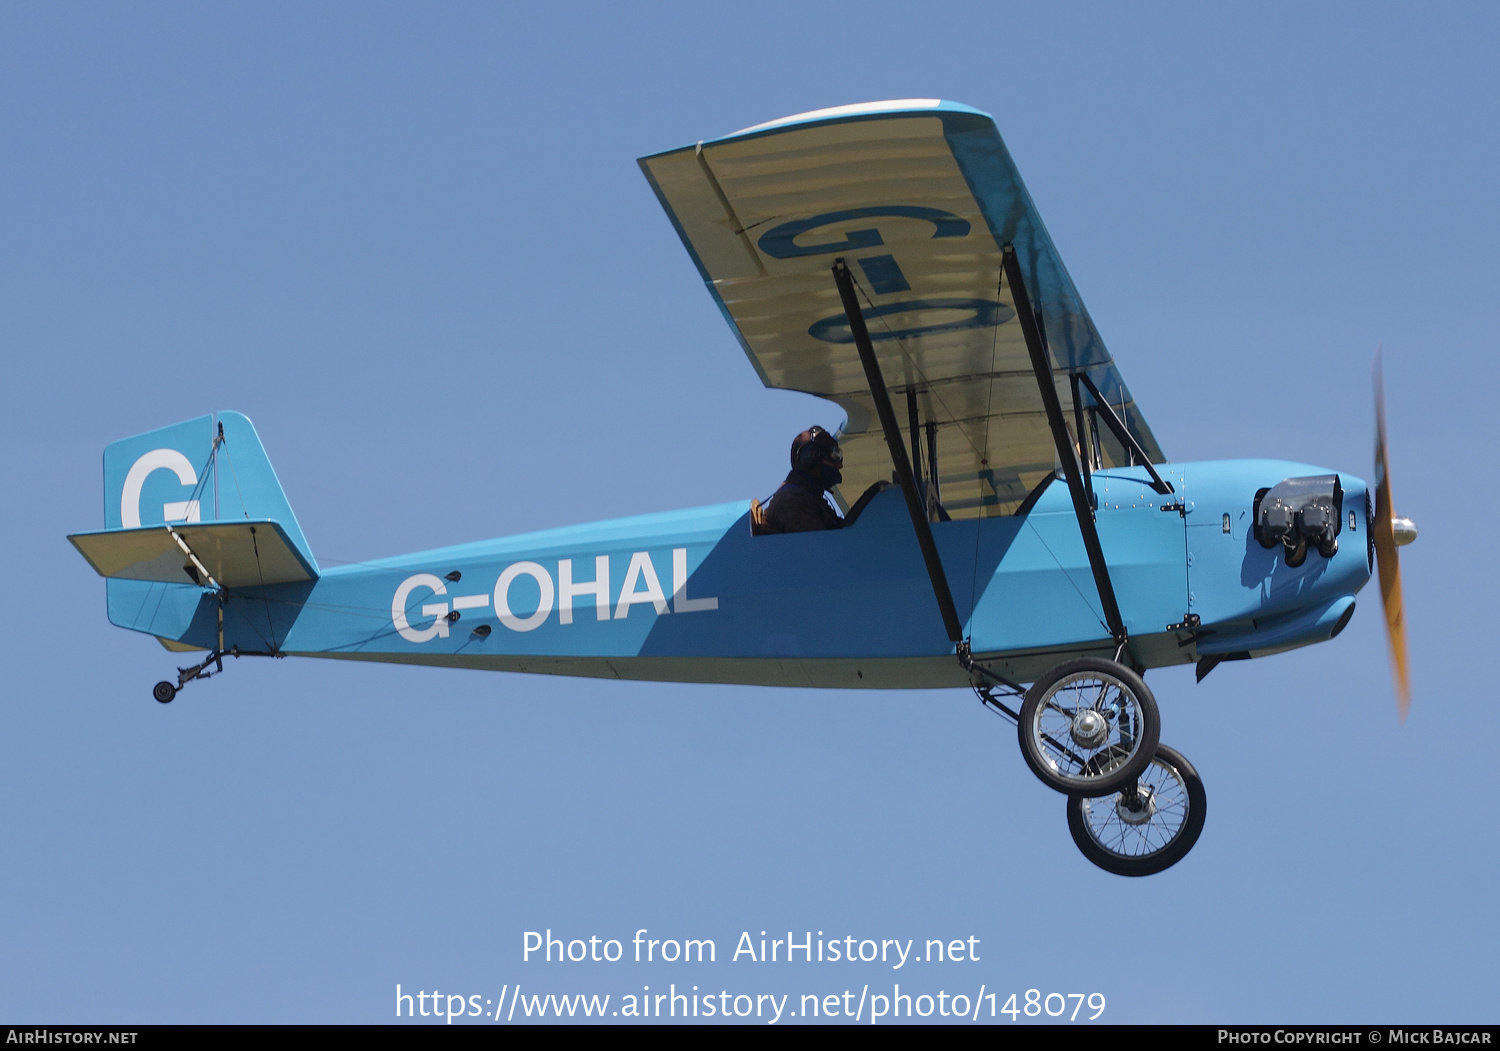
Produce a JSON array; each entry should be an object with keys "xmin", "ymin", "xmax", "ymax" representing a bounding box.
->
[
  {"xmin": 1067, "ymin": 743, "xmax": 1206, "ymax": 877},
  {"xmin": 1017, "ymin": 658, "xmax": 1160, "ymax": 796}
]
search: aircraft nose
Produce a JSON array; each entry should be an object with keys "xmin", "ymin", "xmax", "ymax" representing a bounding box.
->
[{"xmin": 1392, "ymin": 516, "xmax": 1417, "ymax": 546}]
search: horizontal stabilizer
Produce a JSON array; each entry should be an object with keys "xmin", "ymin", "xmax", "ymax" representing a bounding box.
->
[{"xmin": 69, "ymin": 520, "xmax": 318, "ymax": 589}]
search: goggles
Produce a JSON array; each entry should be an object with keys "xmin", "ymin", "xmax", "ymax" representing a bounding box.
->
[{"xmin": 807, "ymin": 437, "xmax": 842, "ymax": 468}]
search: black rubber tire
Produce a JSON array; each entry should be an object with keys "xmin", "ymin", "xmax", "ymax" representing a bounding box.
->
[
  {"xmin": 1017, "ymin": 658, "xmax": 1160, "ymax": 796},
  {"xmin": 1066, "ymin": 743, "xmax": 1206, "ymax": 877},
  {"xmin": 153, "ymin": 681, "xmax": 177, "ymax": 704}
]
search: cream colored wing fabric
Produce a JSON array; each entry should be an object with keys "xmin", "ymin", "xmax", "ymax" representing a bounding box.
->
[{"xmin": 640, "ymin": 101, "xmax": 1163, "ymax": 517}]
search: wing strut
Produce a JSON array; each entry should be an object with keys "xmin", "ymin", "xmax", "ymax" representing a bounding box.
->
[
  {"xmin": 1077, "ymin": 372, "xmax": 1173, "ymax": 495},
  {"xmin": 832, "ymin": 260, "xmax": 964, "ymax": 644},
  {"xmin": 1002, "ymin": 245, "xmax": 1128, "ymax": 647},
  {"xmin": 1070, "ymin": 373, "xmax": 1094, "ymax": 497}
]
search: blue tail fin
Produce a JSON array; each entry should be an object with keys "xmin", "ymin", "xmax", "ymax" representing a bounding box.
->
[
  {"xmin": 102, "ymin": 410, "xmax": 317, "ymax": 572},
  {"xmin": 94, "ymin": 411, "xmax": 316, "ymax": 645}
]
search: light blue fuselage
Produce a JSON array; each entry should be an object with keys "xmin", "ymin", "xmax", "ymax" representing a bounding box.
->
[{"xmin": 112, "ymin": 460, "xmax": 1371, "ymax": 689}]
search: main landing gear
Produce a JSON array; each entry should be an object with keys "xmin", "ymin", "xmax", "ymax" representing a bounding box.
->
[{"xmin": 969, "ymin": 652, "xmax": 1206, "ymax": 877}]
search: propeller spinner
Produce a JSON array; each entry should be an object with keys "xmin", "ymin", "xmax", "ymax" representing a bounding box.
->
[{"xmin": 1373, "ymin": 357, "xmax": 1416, "ymax": 720}]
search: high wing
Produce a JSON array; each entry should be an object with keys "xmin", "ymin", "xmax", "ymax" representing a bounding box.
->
[{"xmin": 640, "ymin": 100, "xmax": 1164, "ymax": 517}]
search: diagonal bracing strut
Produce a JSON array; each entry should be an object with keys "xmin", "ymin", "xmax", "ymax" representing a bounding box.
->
[
  {"xmin": 832, "ymin": 260, "xmax": 965, "ymax": 643},
  {"xmin": 1076, "ymin": 371, "xmax": 1174, "ymax": 496},
  {"xmin": 1001, "ymin": 244, "xmax": 1128, "ymax": 647}
]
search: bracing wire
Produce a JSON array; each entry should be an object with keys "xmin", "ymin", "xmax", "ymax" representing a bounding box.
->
[{"xmin": 967, "ymin": 272, "xmax": 1006, "ymax": 623}]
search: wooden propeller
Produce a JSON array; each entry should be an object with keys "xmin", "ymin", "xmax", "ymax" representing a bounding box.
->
[{"xmin": 1373, "ymin": 356, "xmax": 1415, "ymax": 720}]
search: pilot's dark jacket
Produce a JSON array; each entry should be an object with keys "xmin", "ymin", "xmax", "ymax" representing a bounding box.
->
[{"xmin": 761, "ymin": 469, "xmax": 842, "ymax": 533}]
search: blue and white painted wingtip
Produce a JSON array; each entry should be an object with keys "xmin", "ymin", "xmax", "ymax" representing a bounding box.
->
[
  {"xmin": 721, "ymin": 99, "xmax": 991, "ymax": 140},
  {"xmin": 639, "ymin": 100, "xmax": 996, "ymax": 161}
]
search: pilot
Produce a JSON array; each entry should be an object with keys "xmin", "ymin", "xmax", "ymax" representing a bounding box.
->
[{"xmin": 761, "ymin": 426, "xmax": 846, "ymax": 533}]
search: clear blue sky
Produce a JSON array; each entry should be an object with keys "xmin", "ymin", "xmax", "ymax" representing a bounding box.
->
[{"xmin": 2, "ymin": 1, "xmax": 1494, "ymax": 1023}]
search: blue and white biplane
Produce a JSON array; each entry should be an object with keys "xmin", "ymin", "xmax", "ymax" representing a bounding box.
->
[{"xmin": 70, "ymin": 100, "xmax": 1417, "ymax": 876}]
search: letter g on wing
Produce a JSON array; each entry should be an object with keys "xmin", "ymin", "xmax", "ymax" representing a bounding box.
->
[{"xmin": 756, "ymin": 205, "xmax": 970, "ymax": 259}]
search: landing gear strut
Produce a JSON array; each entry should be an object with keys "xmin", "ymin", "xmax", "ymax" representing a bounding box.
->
[
  {"xmin": 149, "ymin": 645, "xmax": 279, "ymax": 704},
  {"xmin": 150, "ymin": 648, "xmax": 225, "ymax": 703},
  {"xmin": 148, "ymin": 589, "xmax": 280, "ymax": 703}
]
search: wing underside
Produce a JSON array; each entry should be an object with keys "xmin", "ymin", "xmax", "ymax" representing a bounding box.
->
[{"xmin": 640, "ymin": 101, "xmax": 1163, "ymax": 516}]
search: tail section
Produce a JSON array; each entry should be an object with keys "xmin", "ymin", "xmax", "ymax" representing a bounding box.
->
[
  {"xmin": 73, "ymin": 411, "xmax": 318, "ymax": 646},
  {"xmin": 100, "ymin": 410, "xmax": 317, "ymax": 573}
]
